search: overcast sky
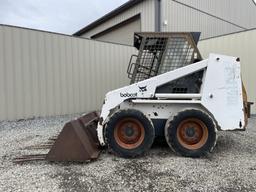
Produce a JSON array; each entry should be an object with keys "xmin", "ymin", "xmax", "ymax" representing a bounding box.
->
[{"xmin": 0, "ymin": 0, "xmax": 129, "ymax": 34}]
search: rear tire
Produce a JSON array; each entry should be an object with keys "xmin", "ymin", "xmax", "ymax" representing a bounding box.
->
[
  {"xmin": 165, "ymin": 109, "xmax": 217, "ymax": 157},
  {"xmin": 104, "ymin": 109, "xmax": 155, "ymax": 158}
]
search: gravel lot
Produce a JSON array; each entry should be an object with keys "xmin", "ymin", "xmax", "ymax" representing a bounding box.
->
[{"xmin": 0, "ymin": 115, "xmax": 256, "ymax": 192}]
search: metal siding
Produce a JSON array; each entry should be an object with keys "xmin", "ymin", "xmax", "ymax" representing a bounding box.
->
[
  {"xmin": 161, "ymin": 0, "xmax": 243, "ymax": 39},
  {"xmin": 174, "ymin": 0, "xmax": 256, "ymax": 29},
  {"xmin": 81, "ymin": 0, "xmax": 155, "ymax": 41},
  {"xmin": 5, "ymin": 27, "xmax": 15, "ymax": 118},
  {"xmin": 198, "ymin": 30, "xmax": 256, "ymax": 113},
  {"xmin": 94, "ymin": 18, "xmax": 141, "ymax": 45},
  {"xmin": 0, "ymin": 27, "xmax": 5, "ymax": 119},
  {"xmin": 0, "ymin": 25, "xmax": 137, "ymax": 121},
  {"xmin": 78, "ymin": 0, "xmax": 256, "ymax": 42}
]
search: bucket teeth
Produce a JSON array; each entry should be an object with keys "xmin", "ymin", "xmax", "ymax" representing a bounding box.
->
[
  {"xmin": 13, "ymin": 154, "xmax": 47, "ymax": 163},
  {"xmin": 48, "ymin": 136, "xmax": 58, "ymax": 141},
  {"xmin": 24, "ymin": 144, "xmax": 53, "ymax": 150}
]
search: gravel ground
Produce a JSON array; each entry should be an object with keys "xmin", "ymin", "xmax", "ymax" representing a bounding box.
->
[{"xmin": 0, "ymin": 115, "xmax": 256, "ymax": 192}]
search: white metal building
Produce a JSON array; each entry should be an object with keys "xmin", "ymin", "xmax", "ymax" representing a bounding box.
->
[
  {"xmin": 0, "ymin": 1, "xmax": 255, "ymax": 121},
  {"xmin": 74, "ymin": 0, "xmax": 256, "ymax": 45}
]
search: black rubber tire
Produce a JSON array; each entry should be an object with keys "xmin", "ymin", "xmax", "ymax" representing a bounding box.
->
[
  {"xmin": 165, "ymin": 109, "xmax": 217, "ymax": 157},
  {"xmin": 104, "ymin": 109, "xmax": 155, "ymax": 158}
]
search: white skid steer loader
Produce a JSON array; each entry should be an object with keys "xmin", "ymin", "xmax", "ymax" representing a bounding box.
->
[
  {"xmin": 98, "ymin": 53, "xmax": 247, "ymax": 158},
  {"xmin": 14, "ymin": 32, "xmax": 250, "ymax": 163},
  {"xmin": 97, "ymin": 32, "xmax": 249, "ymax": 158}
]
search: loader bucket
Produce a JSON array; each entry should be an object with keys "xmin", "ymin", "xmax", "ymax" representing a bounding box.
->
[{"xmin": 46, "ymin": 111, "xmax": 101, "ymax": 162}]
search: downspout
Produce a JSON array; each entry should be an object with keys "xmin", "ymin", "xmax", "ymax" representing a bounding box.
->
[{"xmin": 155, "ymin": 0, "xmax": 161, "ymax": 32}]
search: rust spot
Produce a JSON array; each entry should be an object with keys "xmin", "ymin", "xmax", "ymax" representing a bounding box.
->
[
  {"xmin": 114, "ymin": 117, "xmax": 145, "ymax": 150},
  {"xmin": 177, "ymin": 118, "xmax": 208, "ymax": 150}
]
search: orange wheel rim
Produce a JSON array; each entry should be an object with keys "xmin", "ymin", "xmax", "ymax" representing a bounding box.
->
[
  {"xmin": 114, "ymin": 118, "xmax": 145, "ymax": 149},
  {"xmin": 177, "ymin": 118, "xmax": 208, "ymax": 150}
]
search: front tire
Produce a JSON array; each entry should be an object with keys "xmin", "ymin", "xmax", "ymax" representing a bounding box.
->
[
  {"xmin": 165, "ymin": 109, "xmax": 217, "ymax": 157},
  {"xmin": 104, "ymin": 109, "xmax": 155, "ymax": 158}
]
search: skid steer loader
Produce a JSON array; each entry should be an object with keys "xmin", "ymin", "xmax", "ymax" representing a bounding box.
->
[{"xmin": 14, "ymin": 32, "xmax": 251, "ymax": 163}]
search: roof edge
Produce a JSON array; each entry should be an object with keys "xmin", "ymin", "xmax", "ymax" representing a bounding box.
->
[{"xmin": 73, "ymin": 0, "xmax": 144, "ymax": 36}]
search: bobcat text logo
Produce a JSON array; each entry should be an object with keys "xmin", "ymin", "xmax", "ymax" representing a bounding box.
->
[
  {"xmin": 120, "ymin": 92, "xmax": 138, "ymax": 98},
  {"xmin": 139, "ymin": 86, "xmax": 147, "ymax": 92}
]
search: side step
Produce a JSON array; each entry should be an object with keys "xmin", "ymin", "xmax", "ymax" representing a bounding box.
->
[{"xmin": 13, "ymin": 111, "xmax": 101, "ymax": 163}]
